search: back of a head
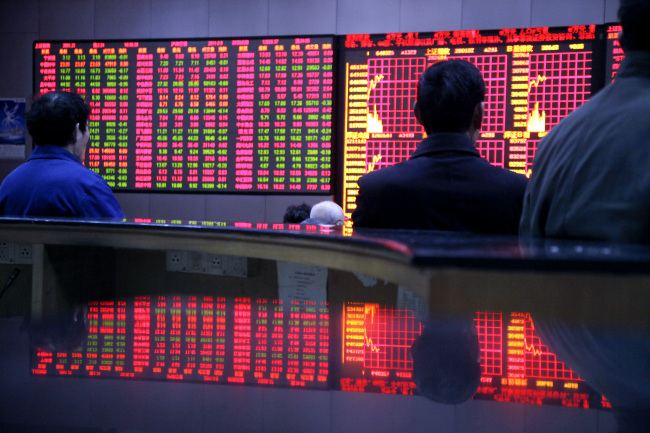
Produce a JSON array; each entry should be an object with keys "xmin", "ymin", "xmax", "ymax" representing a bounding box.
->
[
  {"xmin": 618, "ymin": 0, "xmax": 650, "ymax": 52},
  {"xmin": 416, "ymin": 60, "xmax": 485, "ymax": 134},
  {"xmin": 310, "ymin": 201, "xmax": 345, "ymax": 225},
  {"xmin": 283, "ymin": 203, "xmax": 311, "ymax": 223},
  {"xmin": 26, "ymin": 90, "xmax": 90, "ymax": 147}
]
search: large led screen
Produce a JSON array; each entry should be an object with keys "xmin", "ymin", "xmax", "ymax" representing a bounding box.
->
[
  {"xmin": 33, "ymin": 37, "xmax": 334, "ymax": 193},
  {"xmin": 338, "ymin": 26, "xmax": 603, "ymax": 217}
]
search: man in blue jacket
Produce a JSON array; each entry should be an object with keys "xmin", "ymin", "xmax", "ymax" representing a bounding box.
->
[
  {"xmin": 352, "ymin": 60, "xmax": 527, "ymax": 234},
  {"xmin": 0, "ymin": 90, "xmax": 124, "ymax": 219}
]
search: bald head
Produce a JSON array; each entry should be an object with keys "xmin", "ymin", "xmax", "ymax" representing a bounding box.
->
[{"xmin": 310, "ymin": 201, "xmax": 345, "ymax": 225}]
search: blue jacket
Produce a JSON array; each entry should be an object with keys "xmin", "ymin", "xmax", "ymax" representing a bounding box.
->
[{"xmin": 0, "ymin": 145, "xmax": 125, "ymax": 220}]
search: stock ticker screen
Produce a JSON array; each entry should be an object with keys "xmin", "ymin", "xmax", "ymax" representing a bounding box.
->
[
  {"xmin": 31, "ymin": 298, "xmax": 606, "ymax": 408},
  {"xmin": 33, "ymin": 37, "xmax": 334, "ymax": 193},
  {"xmin": 338, "ymin": 26, "xmax": 604, "ymax": 217}
]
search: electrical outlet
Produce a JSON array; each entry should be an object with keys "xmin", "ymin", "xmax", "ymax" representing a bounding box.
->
[
  {"xmin": 0, "ymin": 242, "xmax": 15, "ymax": 264},
  {"xmin": 166, "ymin": 250, "xmax": 186, "ymax": 271},
  {"xmin": 166, "ymin": 251, "xmax": 253, "ymax": 277},
  {"xmin": 14, "ymin": 243, "xmax": 33, "ymax": 264},
  {"xmin": 206, "ymin": 254, "xmax": 224, "ymax": 274},
  {"xmin": 210, "ymin": 254, "xmax": 221, "ymax": 267}
]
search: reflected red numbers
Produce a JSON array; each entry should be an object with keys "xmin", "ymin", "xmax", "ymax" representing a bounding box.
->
[
  {"xmin": 340, "ymin": 302, "xmax": 602, "ymax": 407},
  {"xmin": 32, "ymin": 296, "xmax": 329, "ymax": 389}
]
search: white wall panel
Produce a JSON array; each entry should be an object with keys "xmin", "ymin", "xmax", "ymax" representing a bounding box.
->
[
  {"xmin": 150, "ymin": 193, "xmax": 207, "ymax": 221},
  {"xmin": 38, "ymin": 0, "xmax": 94, "ymax": 40},
  {"xmin": 264, "ymin": 195, "xmax": 325, "ymax": 223},
  {"xmin": 263, "ymin": 387, "xmax": 332, "ymax": 433},
  {"xmin": 209, "ymin": 0, "xmax": 270, "ymax": 37},
  {"xmin": 0, "ymin": 0, "xmax": 38, "ymax": 34},
  {"xmin": 114, "ymin": 192, "xmax": 150, "ymax": 219},
  {"xmin": 400, "ymin": 0, "xmax": 463, "ymax": 32},
  {"xmin": 0, "ymin": 34, "xmax": 34, "ymax": 99},
  {"xmin": 522, "ymin": 404, "xmax": 603, "ymax": 433},
  {"xmin": 269, "ymin": 0, "xmax": 336, "ymax": 35},
  {"xmin": 456, "ymin": 399, "xmax": 524, "ymax": 433},
  {"xmin": 202, "ymin": 384, "xmax": 265, "ymax": 433},
  {"xmin": 531, "ymin": 0, "xmax": 605, "ymax": 27},
  {"xmin": 461, "ymin": 0, "xmax": 532, "ymax": 30},
  {"xmin": 393, "ymin": 395, "xmax": 456, "ymax": 433},
  {"xmin": 151, "ymin": 0, "xmax": 210, "ymax": 39},
  {"xmin": 336, "ymin": 0, "xmax": 401, "ymax": 35},
  {"xmin": 331, "ymin": 390, "xmax": 396, "ymax": 433},
  {"xmin": 605, "ymin": 0, "xmax": 620, "ymax": 22},
  {"xmin": 206, "ymin": 194, "xmax": 265, "ymax": 222},
  {"xmin": 95, "ymin": 0, "xmax": 152, "ymax": 39}
]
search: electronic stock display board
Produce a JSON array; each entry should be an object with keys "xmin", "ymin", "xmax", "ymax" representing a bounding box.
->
[
  {"xmin": 33, "ymin": 36, "xmax": 334, "ymax": 193},
  {"xmin": 338, "ymin": 26, "xmax": 603, "ymax": 217}
]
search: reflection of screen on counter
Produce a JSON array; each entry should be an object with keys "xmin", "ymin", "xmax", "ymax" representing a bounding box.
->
[
  {"xmin": 33, "ymin": 37, "xmax": 334, "ymax": 193},
  {"xmin": 338, "ymin": 26, "xmax": 602, "ymax": 217},
  {"xmin": 341, "ymin": 303, "xmax": 606, "ymax": 408},
  {"xmin": 32, "ymin": 296, "xmax": 330, "ymax": 388},
  {"xmin": 32, "ymin": 297, "xmax": 607, "ymax": 407}
]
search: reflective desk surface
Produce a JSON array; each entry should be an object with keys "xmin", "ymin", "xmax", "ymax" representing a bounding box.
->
[{"xmin": 1, "ymin": 217, "xmax": 647, "ymax": 432}]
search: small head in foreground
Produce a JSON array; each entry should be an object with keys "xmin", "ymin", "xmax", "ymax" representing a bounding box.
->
[{"xmin": 283, "ymin": 203, "xmax": 312, "ymax": 223}]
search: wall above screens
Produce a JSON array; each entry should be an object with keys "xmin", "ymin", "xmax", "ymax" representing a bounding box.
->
[
  {"xmin": 33, "ymin": 36, "xmax": 335, "ymax": 193},
  {"xmin": 336, "ymin": 25, "xmax": 606, "ymax": 217}
]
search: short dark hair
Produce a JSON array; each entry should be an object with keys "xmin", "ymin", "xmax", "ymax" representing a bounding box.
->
[
  {"xmin": 618, "ymin": 0, "xmax": 650, "ymax": 51},
  {"xmin": 416, "ymin": 60, "xmax": 485, "ymax": 134},
  {"xmin": 283, "ymin": 203, "xmax": 312, "ymax": 223},
  {"xmin": 26, "ymin": 90, "xmax": 90, "ymax": 146}
]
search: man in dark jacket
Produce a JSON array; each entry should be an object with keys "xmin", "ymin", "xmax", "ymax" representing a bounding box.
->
[
  {"xmin": 352, "ymin": 60, "xmax": 527, "ymax": 234},
  {"xmin": 520, "ymin": 2, "xmax": 650, "ymax": 430},
  {"xmin": 520, "ymin": 2, "xmax": 650, "ymax": 243}
]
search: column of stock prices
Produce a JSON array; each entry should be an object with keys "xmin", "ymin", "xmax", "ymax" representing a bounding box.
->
[
  {"xmin": 606, "ymin": 24, "xmax": 624, "ymax": 82},
  {"xmin": 339, "ymin": 26, "xmax": 601, "ymax": 217},
  {"xmin": 33, "ymin": 37, "xmax": 334, "ymax": 193},
  {"xmin": 340, "ymin": 303, "xmax": 606, "ymax": 408},
  {"xmin": 32, "ymin": 296, "xmax": 330, "ymax": 388}
]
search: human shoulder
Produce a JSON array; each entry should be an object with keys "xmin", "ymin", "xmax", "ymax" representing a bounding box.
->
[
  {"xmin": 78, "ymin": 175, "xmax": 125, "ymax": 219},
  {"xmin": 358, "ymin": 159, "xmax": 410, "ymax": 185}
]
